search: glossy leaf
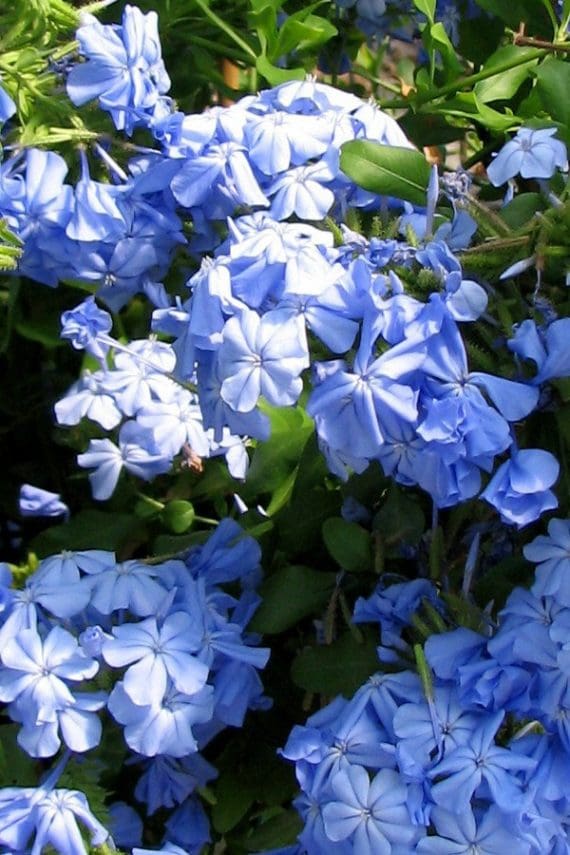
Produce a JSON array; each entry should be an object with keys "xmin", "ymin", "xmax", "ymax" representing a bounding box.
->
[
  {"xmin": 340, "ymin": 141, "xmax": 431, "ymax": 207},
  {"xmin": 291, "ymin": 629, "xmax": 380, "ymax": 695},
  {"xmin": 474, "ymin": 45, "xmax": 540, "ymax": 103},
  {"xmin": 535, "ymin": 60, "xmax": 570, "ymax": 130},
  {"xmin": 412, "ymin": 0, "xmax": 436, "ymax": 23},
  {"xmin": 250, "ymin": 564, "xmax": 337, "ymax": 633},
  {"xmin": 322, "ymin": 517, "xmax": 372, "ymax": 573}
]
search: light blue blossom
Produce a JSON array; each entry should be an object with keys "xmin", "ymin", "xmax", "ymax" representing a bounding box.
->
[
  {"xmin": 321, "ymin": 765, "xmax": 420, "ymax": 852},
  {"xmin": 487, "ymin": 127, "xmax": 568, "ymax": 185},
  {"xmin": 0, "ymin": 625, "xmax": 98, "ymax": 716},
  {"xmin": 218, "ymin": 308, "xmax": 309, "ymax": 413},
  {"xmin": 416, "ymin": 805, "xmax": 531, "ymax": 853},
  {"xmin": 77, "ymin": 420, "xmax": 171, "ymax": 500},
  {"xmin": 108, "ymin": 681, "xmax": 213, "ymax": 756},
  {"xmin": 18, "ymin": 485, "xmax": 69, "ymax": 519},
  {"xmin": 67, "ymin": 4, "xmax": 171, "ymax": 134},
  {"xmin": 102, "ymin": 611, "xmax": 209, "ymax": 705},
  {"xmin": 60, "ymin": 296, "xmax": 113, "ymax": 361},
  {"xmin": 79, "ymin": 557, "xmax": 168, "ymax": 617},
  {"xmin": 525, "ymin": 518, "xmax": 570, "ymax": 605},
  {"xmin": 428, "ymin": 711, "xmax": 536, "ymax": 811},
  {"xmin": 480, "ymin": 449, "xmax": 559, "ymax": 528}
]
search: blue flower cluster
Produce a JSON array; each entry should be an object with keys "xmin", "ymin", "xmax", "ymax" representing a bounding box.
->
[
  {"xmin": 0, "ymin": 519, "xmax": 270, "ymax": 853},
  {"xmin": 56, "ymin": 207, "xmax": 564, "ymax": 526},
  {"xmin": 0, "ymin": 4, "xmax": 563, "ymax": 531},
  {"xmin": 0, "ymin": 755, "xmax": 110, "ymax": 855},
  {"xmin": 278, "ymin": 520, "xmax": 570, "ymax": 853},
  {"xmin": 56, "ymin": 297, "xmax": 250, "ymax": 493},
  {"xmin": 0, "ymin": 146, "xmax": 184, "ymax": 307}
]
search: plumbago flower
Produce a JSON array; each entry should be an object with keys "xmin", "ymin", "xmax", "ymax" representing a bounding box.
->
[
  {"xmin": 0, "ymin": 520, "xmax": 269, "ymax": 847},
  {"xmin": 67, "ymin": 4, "xmax": 171, "ymax": 134},
  {"xmin": 56, "ymin": 211, "xmax": 553, "ymax": 526},
  {"xmin": 280, "ymin": 539, "xmax": 570, "ymax": 853},
  {"xmin": 0, "ymin": 756, "xmax": 110, "ymax": 854},
  {"xmin": 18, "ymin": 484, "xmax": 69, "ymax": 519},
  {"xmin": 487, "ymin": 127, "xmax": 568, "ymax": 185}
]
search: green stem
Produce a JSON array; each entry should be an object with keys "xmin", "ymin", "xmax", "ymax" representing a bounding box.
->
[
  {"xmin": 194, "ymin": 515, "xmax": 220, "ymax": 526},
  {"xmin": 378, "ymin": 47, "xmax": 547, "ymax": 111},
  {"xmin": 136, "ymin": 492, "xmax": 165, "ymax": 511},
  {"xmin": 192, "ymin": 0, "xmax": 257, "ymax": 61},
  {"xmin": 351, "ymin": 65, "xmax": 401, "ymax": 94},
  {"xmin": 189, "ymin": 33, "xmax": 251, "ymax": 64}
]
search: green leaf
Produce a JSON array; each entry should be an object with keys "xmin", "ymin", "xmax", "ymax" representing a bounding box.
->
[
  {"xmin": 291, "ymin": 431, "xmax": 330, "ymax": 500},
  {"xmin": 212, "ymin": 772, "xmax": 254, "ymax": 833},
  {"xmin": 256, "ymin": 54, "xmax": 305, "ymax": 86},
  {"xmin": 412, "ymin": 0, "xmax": 436, "ymax": 23},
  {"xmin": 373, "ymin": 486, "xmax": 426, "ymax": 549},
  {"xmin": 535, "ymin": 59, "xmax": 570, "ymax": 130},
  {"xmin": 245, "ymin": 809, "xmax": 303, "ymax": 851},
  {"xmin": 291, "ymin": 628, "xmax": 380, "ymax": 695},
  {"xmin": 265, "ymin": 466, "xmax": 298, "ymax": 516},
  {"xmin": 500, "ymin": 193, "xmax": 545, "ymax": 228},
  {"xmin": 245, "ymin": 406, "xmax": 313, "ymax": 497},
  {"xmin": 322, "ymin": 517, "xmax": 372, "ymax": 573},
  {"xmin": 456, "ymin": 11, "xmax": 504, "ymax": 65},
  {"xmin": 473, "ymin": 0, "xmax": 554, "ymax": 34},
  {"xmin": 250, "ymin": 564, "xmax": 337, "ymax": 633},
  {"xmin": 162, "ymin": 499, "xmax": 195, "ymax": 534},
  {"xmin": 0, "ymin": 724, "xmax": 37, "ymax": 787},
  {"xmin": 474, "ymin": 46, "xmax": 540, "ymax": 104},
  {"xmin": 273, "ymin": 11, "xmax": 337, "ymax": 59},
  {"xmin": 32, "ymin": 510, "xmax": 146, "ymax": 557},
  {"xmin": 153, "ymin": 530, "xmax": 210, "ymax": 556},
  {"xmin": 248, "ymin": 2, "xmax": 278, "ymax": 52},
  {"xmin": 474, "ymin": 556, "xmax": 534, "ymax": 611},
  {"xmin": 276, "ymin": 488, "xmax": 341, "ymax": 558},
  {"xmin": 424, "ymin": 22, "xmax": 462, "ymax": 80},
  {"xmin": 399, "ymin": 112, "xmax": 466, "ymax": 147},
  {"xmin": 428, "ymin": 92, "xmax": 518, "ymax": 132},
  {"xmin": 340, "ymin": 141, "xmax": 431, "ymax": 207}
]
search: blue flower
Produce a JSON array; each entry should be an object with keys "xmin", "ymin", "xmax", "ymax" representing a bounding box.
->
[
  {"xmin": 78, "ymin": 555, "xmax": 167, "ymax": 616},
  {"xmin": 487, "ymin": 127, "xmax": 568, "ymax": 185},
  {"xmin": 134, "ymin": 754, "xmax": 216, "ymax": 815},
  {"xmin": 428, "ymin": 712, "xmax": 536, "ymax": 811},
  {"xmin": 416, "ymin": 804, "xmax": 532, "ymax": 853},
  {"xmin": 18, "ymin": 484, "xmax": 69, "ymax": 519},
  {"xmin": 29, "ymin": 787, "xmax": 109, "ymax": 854},
  {"xmin": 321, "ymin": 764, "xmax": 421, "ymax": 852},
  {"xmin": 55, "ymin": 370, "xmax": 123, "ymax": 430},
  {"xmin": 218, "ymin": 308, "xmax": 309, "ymax": 413},
  {"xmin": 77, "ymin": 420, "xmax": 171, "ymax": 500},
  {"xmin": 525, "ymin": 518, "xmax": 570, "ymax": 605},
  {"xmin": 66, "ymin": 5, "xmax": 171, "ymax": 135},
  {"xmin": 102, "ymin": 611, "xmax": 209, "ymax": 705},
  {"xmin": 60, "ymin": 296, "xmax": 113, "ymax": 361},
  {"xmin": 480, "ymin": 449, "xmax": 559, "ymax": 528},
  {"xmin": 508, "ymin": 317, "xmax": 570, "ymax": 385},
  {"xmin": 107, "ymin": 681, "xmax": 213, "ymax": 757}
]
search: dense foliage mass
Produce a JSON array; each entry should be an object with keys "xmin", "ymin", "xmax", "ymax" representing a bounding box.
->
[{"xmin": 1, "ymin": 0, "xmax": 570, "ymax": 852}]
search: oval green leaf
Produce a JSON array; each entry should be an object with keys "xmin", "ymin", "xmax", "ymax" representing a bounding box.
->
[
  {"xmin": 340, "ymin": 141, "xmax": 431, "ymax": 207},
  {"xmin": 250, "ymin": 565, "xmax": 337, "ymax": 634},
  {"xmin": 322, "ymin": 517, "xmax": 372, "ymax": 573}
]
